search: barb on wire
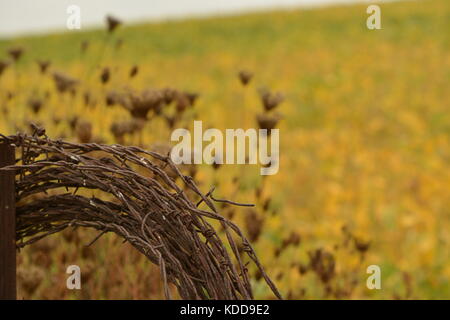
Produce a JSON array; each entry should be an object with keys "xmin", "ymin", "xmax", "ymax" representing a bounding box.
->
[{"xmin": 210, "ymin": 190, "xmax": 255, "ymax": 207}]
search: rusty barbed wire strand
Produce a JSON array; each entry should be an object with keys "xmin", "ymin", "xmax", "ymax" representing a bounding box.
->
[{"xmin": 0, "ymin": 132, "xmax": 282, "ymax": 300}]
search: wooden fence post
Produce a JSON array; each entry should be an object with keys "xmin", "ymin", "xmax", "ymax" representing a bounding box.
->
[{"xmin": 0, "ymin": 143, "xmax": 16, "ymax": 300}]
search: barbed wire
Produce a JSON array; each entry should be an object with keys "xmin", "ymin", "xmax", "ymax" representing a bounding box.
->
[{"xmin": 0, "ymin": 131, "xmax": 282, "ymax": 300}]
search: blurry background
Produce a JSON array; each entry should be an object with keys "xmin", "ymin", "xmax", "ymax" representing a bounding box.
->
[
  {"xmin": 1, "ymin": 0, "xmax": 393, "ymax": 37},
  {"xmin": 0, "ymin": 0, "xmax": 449, "ymax": 299}
]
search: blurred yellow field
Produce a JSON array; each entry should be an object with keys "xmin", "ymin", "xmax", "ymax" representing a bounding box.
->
[{"xmin": 0, "ymin": 0, "xmax": 449, "ymax": 299}]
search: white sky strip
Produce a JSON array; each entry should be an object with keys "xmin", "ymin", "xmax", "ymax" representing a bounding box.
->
[{"xmin": 0, "ymin": 0, "xmax": 400, "ymax": 37}]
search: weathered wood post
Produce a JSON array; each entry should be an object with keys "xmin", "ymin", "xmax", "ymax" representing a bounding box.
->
[{"xmin": 0, "ymin": 142, "xmax": 16, "ymax": 300}]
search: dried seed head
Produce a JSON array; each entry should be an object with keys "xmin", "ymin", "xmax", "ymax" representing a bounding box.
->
[
  {"xmin": 244, "ymin": 209, "xmax": 264, "ymax": 242},
  {"xmin": 121, "ymin": 89, "xmax": 165, "ymax": 120},
  {"xmin": 110, "ymin": 122, "xmax": 127, "ymax": 142},
  {"xmin": 6, "ymin": 91, "xmax": 14, "ymax": 100},
  {"xmin": 212, "ymin": 158, "xmax": 222, "ymax": 170},
  {"xmin": 52, "ymin": 71, "xmax": 78, "ymax": 93},
  {"xmin": 353, "ymin": 237, "xmax": 371, "ymax": 254},
  {"xmin": 110, "ymin": 119, "xmax": 143, "ymax": 143},
  {"xmin": 105, "ymin": 90, "xmax": 122, "ymax": 106},
  {"xmin": 162, "ymin": 87, "xmax": 178, "ymax": 104},
  {"xmin": 238, "ymin": 70, "xmax": 253, "ymax": 86},
  {"xmin": 106, "ymin": 15, "xmax": 122, "ymax": 33},
  {"xmin": 259, "ymin": 88, "xmax": 284, "ymax": 111},
  {"xmin": 153, "ymin": 101, "xmax": 164, "ymax": 116},
  {"xmin": 91, "ymin": 136, "xmax": 105, "ymax": 144},
  {"xmin": 164, "ymin": 114, "xmax": 179, "ymax": 129},
  {"xmin": 68, "ymin": 115, "xmax": 79, "ymax": 131},
  {"xmin": 184, "ymin": 91, "xmax": 199, "ymax": 107},
  {"xmin": 255, "ymin": 186, "xmax": 263, "ymax": 200},
  {"xmin": 75, "ymin": 120, "xmax": 93, "ymax": 143},
  {"xmin": 275, "ymin": 232, "xmax": 300, "ymax": 257},
  {"xmin": 262, "ymin": 197, "xmax": 271, "ymax": 212},
  {"xmin": 100, "ymin": 67, "xmax": 110, "ymax": 84},
  {"xmin": 129, "ymin": 65, "xmax": 139, "ymax": 78},
  {"xmin": 130, "ymin": 118, "xmax": 146, "ymax": 132},
  {"xmin": 8, "ymin": 46, "xmax": 24, "ymax": 62},
  {"xmin": 0, "ymin": 59, "xmax": 10, "ymax": 77},
  {"xmin": 37, "ymin": 60, "xmax": 51, "ymax": 74},
  {"xmin": 308, "ymin": 249, "xmax": 335, "ymax": 283},
  {"xmin": 83, "ymin": 91, "xmax": 96, "ymax": 108},
  {"xmin": 280, "ymin": 232, "xmax": 301, "ymax": 252},
  {"xmin": 176, "ymin": 94, "xmax": 189, "ymax": 113},
  {"xmin": 27, "ymin": 97, "xmax": 43, "ymax": 114},
  {"xmin": 298, "ymin": 263, "xmax": 309, "ymax": 275},
  {"xmin": 256, "ymin": 113, "xmax": 281, "ymax": 132},
  {"xmin": 83, "ymin": 91, "xmax": 91, "ymax": 107},
  {"xmin": 254, "ymin": 269, "xmax": 263, "ymax": 281}
]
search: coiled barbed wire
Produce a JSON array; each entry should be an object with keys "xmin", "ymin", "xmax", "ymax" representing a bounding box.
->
[{"xmin": 0, "ymin": 130, "xmax": 282, "ymax": 300}]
